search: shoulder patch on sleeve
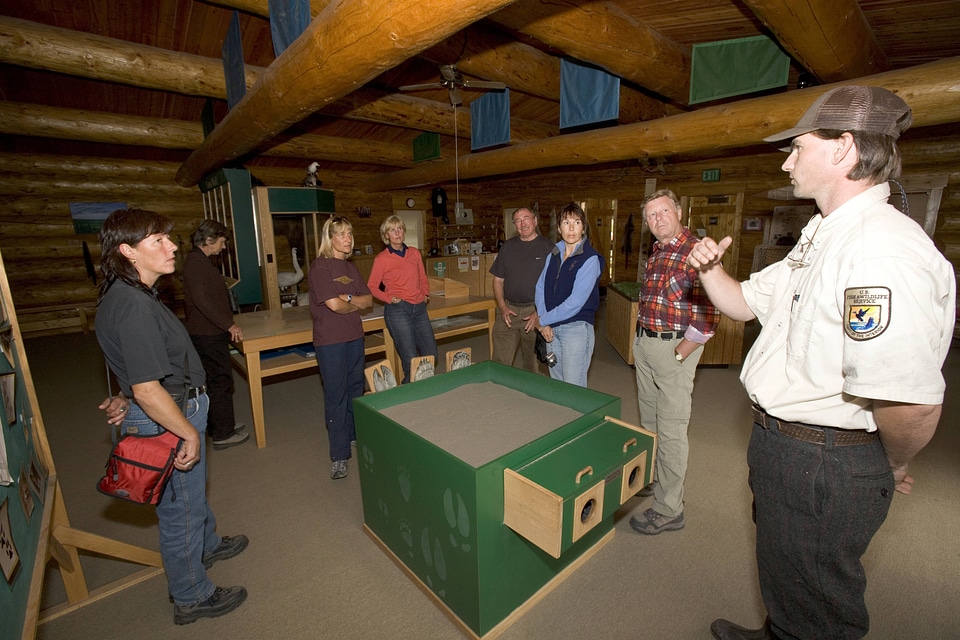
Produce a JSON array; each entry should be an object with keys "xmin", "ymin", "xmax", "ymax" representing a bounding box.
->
[{"xmin": 844, "ymin": 287, "xmax": 891, "ymax": 341}]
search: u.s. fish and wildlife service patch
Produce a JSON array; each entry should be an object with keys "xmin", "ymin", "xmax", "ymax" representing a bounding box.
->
[{"xmin": 844, "ymin": 287, "xmax": 890, "ymax": 341}]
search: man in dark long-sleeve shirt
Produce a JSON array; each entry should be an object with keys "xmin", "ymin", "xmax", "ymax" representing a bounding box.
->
[
  {"xmin": 629, "ymin": 189, "xmax": 718, "ymax": 535},
  {"xmin": 183, "ymin": 220, "xmax": 249, "ymax": 449}
]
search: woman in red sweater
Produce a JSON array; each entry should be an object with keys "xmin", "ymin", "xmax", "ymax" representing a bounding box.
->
[{"xmin": 367, "ymin": 215, "xmax": 438, "ymax": 382}]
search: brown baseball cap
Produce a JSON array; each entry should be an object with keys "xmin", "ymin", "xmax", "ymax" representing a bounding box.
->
[{"xmin": 764, "ymin": 85, "xmax": 912, "ymax": 150}]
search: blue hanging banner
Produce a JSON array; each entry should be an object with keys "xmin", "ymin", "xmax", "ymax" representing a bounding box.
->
[
  {"xmin": 689, "ymin": 35, "xmax": 790, "ymax": 104},
  {"xmin": 470, "ymin": 89, "xmax": 511, "ymax": 151},
  {"xmin": 221, "ymin": 11, "xmax": 246, "ymax": 111},
  {"xmin": 268, "ymin": 0, "xmax": 311, "ymax": 57},
  {"xmin": 560, "ymin": 58, "xmax": 619, "ymax": 129}
]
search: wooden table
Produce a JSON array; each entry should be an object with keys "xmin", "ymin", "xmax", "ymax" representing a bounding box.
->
[{"xmin": 231, "ymin": 295, "xmax": 496, "ymax": 447}]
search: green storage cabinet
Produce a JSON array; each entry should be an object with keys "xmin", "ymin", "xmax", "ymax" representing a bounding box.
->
[{"xmin": 354, "ymin": 361, "xmax": 656, "ymax": 638}]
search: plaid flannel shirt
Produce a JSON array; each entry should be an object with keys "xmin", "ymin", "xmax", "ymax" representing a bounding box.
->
[{"xmin": 638, "ymin": 227, "xmax": 719, "ymax": 343}]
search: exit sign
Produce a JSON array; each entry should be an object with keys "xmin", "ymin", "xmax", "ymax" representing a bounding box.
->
[{"xmin": 702, "ymin": 168, "xmax": 721, "ymax": 182}]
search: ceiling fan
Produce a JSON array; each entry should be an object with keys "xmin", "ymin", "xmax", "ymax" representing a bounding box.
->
[{"xmin": 399, "ymin": 64, "xmax": 506, "ymax": 106}]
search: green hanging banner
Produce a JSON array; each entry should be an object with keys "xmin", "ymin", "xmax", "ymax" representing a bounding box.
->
[
  {"xmin": 412, "ymin": 131, "xmax": 441, "ymax": 163},
  {"xmin": 689, "ymin": 35, "xmax": 790, "ymax": 104}
]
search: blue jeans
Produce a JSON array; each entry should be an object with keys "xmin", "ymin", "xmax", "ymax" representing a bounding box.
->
[
  {"xmin": 121, "ymin": 393, "xmax": 221, "ymax": 606},
  {"xmin": 315, "ymin": 338, "xmax": 365, "ymax": 461},
  {"xmin": 748, "ymin": 421, "xmax": 893, "ymax": 639},
  {"xmin": 547, "ymin": 321, "xmax": 595, "ymax": 387},
  {"xmin": 383, "ymin": 301, "xmax": 438, "ymax": 382}
]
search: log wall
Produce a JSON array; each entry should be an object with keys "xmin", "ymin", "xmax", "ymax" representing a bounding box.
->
[{"xmin": 1, "ymin": 140, "xmax": 957, "ymax": 336}]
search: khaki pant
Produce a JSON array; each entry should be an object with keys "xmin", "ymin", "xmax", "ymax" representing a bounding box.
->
[
  {"xmin": 633, "ymin": 333, "xmax": 702, "ymax": 517},
  {"xmin": 492, "ymin": 301, "xmax": 540, "ymax": 373}
]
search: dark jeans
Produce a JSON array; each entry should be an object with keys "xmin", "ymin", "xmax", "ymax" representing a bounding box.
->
[
  {"xmin": 383, "ymin": 300, "xmax": 438, "ymax": 382},
  {"xmin": 747, "ymin": 420, "xmax": 894, "ymax": 640},
  {"xmin": 191, "ymin": 333, "xmax": 236, "ymax": 441},
  {"xmin": 315, "ymin": 338, "xmax": 365, "ymax": 461}
]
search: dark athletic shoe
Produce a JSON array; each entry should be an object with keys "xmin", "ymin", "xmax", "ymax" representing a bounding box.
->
[
  {"xmin": 629, "ymin": 507, "xmax": 684, "ymax": 535},
  {"xmin": 174, "ymin": 585, "xmax": 247, "ymax": 625},
  {"xmin": 202, "ymin": 534, "xmax": 249, "ymax": 569},
  {"xmin": 211, "ymin": 430, "xmax": 250, "ymax": 449}
]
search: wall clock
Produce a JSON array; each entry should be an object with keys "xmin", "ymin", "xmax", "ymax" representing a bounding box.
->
[{"xmin": 406, "ymin": 197, "xmax": 416, "ymax": 208}]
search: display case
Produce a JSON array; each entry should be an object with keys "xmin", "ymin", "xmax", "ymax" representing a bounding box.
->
[
  {"xmin": 252, "ymin": 186, "xmax": 336, "ymax": 310},
  {"xmin": 199, "ymin": 168, "xmax": 262, "ymax": 306},
  {"xmin": 354, "ymin": 362, "xmax": 656, "ymax": 638},
  {"xmin": 425, "ymin": 254, "xmax": 496, "ymax": 298},
  {"xmin": 605, "ymin": 281, "xmax": 640, "ymax": 365}
]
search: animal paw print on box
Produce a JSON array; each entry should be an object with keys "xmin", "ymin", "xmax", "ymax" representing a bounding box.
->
[
  {"xmin": 443, "ymin": 488, "xmax": 472, "ymax": 553},
  {"xmin": 420, "ymin": 526, "xmax": 448, "ymax": 599}
]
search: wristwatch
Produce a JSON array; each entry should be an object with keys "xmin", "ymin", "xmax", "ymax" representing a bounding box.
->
[
  {"xmin": 346, "ymin": 294, "xmax": 353, "ymax": 303},
  {"xmin": 675, "ymin": 351, "xmax": 684, "ymax": 363}
]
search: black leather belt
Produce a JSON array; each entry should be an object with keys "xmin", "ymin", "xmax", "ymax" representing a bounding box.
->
[
  {"xmin": 637, "ymin": 326, "xmax": 685, "ymax": 340},
  {"xmin": 171, "ymin": 385, "xmax": 207, "ymax": 402},
  {"xmin": 751, "ymin": 405, "xmax": 878, "ymax": 447}
]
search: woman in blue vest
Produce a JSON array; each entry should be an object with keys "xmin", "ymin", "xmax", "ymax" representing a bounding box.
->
[{"xmin": 534, "ymin": 203, "xmax": 604, "ymax": 387}]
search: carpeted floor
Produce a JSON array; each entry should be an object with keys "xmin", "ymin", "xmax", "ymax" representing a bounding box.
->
[{"xmin": 24, "ymin": 309, "xmax": 960, "ymax": 640}]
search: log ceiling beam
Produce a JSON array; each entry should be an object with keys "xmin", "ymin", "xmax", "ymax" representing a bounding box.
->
[
  {"xmin": 0, "ymin": 102, "xmax": 416, "ymax": 168},
  {"xmin": 490, "ymin": 0, "xmax": 691, "ymax": 105},
  {"xmin": 175, "ymin": 0, "xmax": 520, "ymax": 187},
  {"xmin": 364, "ymin": 57, "xmax": 960, "ymax": 191},
  {"xmin": 742, "ymin": 0, "xmax": 891, "ymax": 83},
  {"xmin": 0, "ymin": 16, "xmax": 254, "ymax": 97},
  {"xmin": 320, "ymin": 88, "xmax": 557, "ymax": 141}
]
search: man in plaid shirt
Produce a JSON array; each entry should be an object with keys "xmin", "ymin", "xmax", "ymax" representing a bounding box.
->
[{"xmin": 629, "ymin": 188, "xmax": 719, "ymax": 535}]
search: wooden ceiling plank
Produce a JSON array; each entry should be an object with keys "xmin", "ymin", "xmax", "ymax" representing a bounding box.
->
[
  {"xmin": 421, "ymin": 25, "xmax": 561, "ymax": 102},
  {"xmin": 175, "ymin": 0, "xmax": 521, "ymax": 187},
  {"xmin": 490, "ymin": 0, "xmax": 691, "ymax": 105},
  {"xmin": 741, "ymin": 0, "xmax": 892, "ymax": 83},
  {"xmin": 0, "ymin": 17, "xmax": 493, "ymax": 147},
  {"xmin": 365, "ymin": 57, "xmax": 960, "ymax": 190},
  {"xmin": 207, "ymin": 3, "xmax": 576, "ymax": 130}
]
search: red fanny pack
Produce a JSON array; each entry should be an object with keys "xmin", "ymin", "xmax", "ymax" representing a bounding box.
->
[{"xmin": 97, "ymin": 430, "xmax": 182, "ymax": 505}]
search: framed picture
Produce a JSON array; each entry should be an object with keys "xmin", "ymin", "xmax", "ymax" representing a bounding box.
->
[
  {"xmin": 0, "ymin": 498, "xmax": 21, "ymax": 585},
  {"xmin": 28, "ymin": 452, "xmax": 47, "ymax": 504},
  {"xmin": 0, "ymin": 426, "xmax": 11, "ymax": 486},
  {"xmin": 743, "ymin": 217, "xmax": 763, "ymax": 231},
  {"xmin": 0, "ymin": 332, "xmax": 13, "ymax": 370},
  {"xmin": 0, "ymin": 372, "xmax": 15, "ymax": 425},
  {"xmin": 18, "ymin": 466, "xmax": 34, "ymax": 520}
]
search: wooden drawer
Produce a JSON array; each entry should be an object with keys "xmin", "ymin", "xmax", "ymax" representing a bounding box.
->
[{"xmin": 504, "ymin": 417, "xmax": 656, "ymax": 558}]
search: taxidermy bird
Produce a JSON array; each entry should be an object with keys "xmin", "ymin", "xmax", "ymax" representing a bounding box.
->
[
  {"xmin": 302, "ymin": 162, "xmax": 321, "ymax": 187},
  {"xmin": 277, "ymin": 248, "xmax": 304, "ymax": 292}
]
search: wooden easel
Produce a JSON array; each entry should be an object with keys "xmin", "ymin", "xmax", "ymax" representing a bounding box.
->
[{"xmin": 0, "ymin": 255, "xmax": 162, "ymax": 639}]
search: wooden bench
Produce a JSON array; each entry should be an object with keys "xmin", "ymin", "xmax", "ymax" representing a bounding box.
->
[{"xmin": 16, "ymin": 303, "xmax": 98, "ymax": 337}]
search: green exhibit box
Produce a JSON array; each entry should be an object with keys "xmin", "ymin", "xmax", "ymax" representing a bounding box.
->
[{"xmin": 354, "ymin": 361, "xmax": 656, "ymax": 638}]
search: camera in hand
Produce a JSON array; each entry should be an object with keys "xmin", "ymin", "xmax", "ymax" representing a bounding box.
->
[{"xmin": 535, "ymin": 332, "xmax": 558, "ymax": 367}]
